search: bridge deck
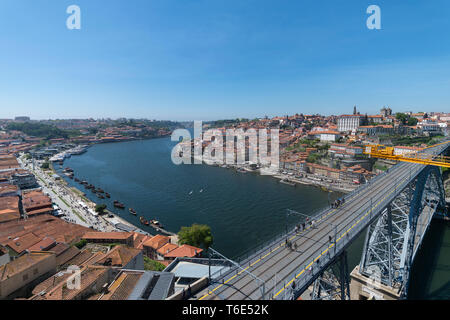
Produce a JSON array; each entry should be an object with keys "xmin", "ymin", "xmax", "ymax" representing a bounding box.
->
[{"xmin": 197, "ymin": 143, "xmax": 448, "ymax": 300}]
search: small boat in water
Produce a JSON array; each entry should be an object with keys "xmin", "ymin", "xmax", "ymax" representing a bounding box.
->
[
  {"xmin": 129, "ymin": 208, "xmax": 137, "ymax": 215},
  {"xmin": 113, "ymin": 200, "xmax": 125, "ymax": 209},
  {"xmin": 140, "ymin": 216, "xmax": 149, "ymax": 226},
  {"xmin": 199, "ymin": 189, "xmax": 203, "ymax": 193},
  {"xmin": 189, "ymin": 190, "xmax": 193, "ymax": 195},
  {"xmin": 280, "ymin": 179, "xmax": 296, "ymax": 187},
  {"xmin": 105, "ymin": 193, "xmax": 110, "ymax": 198},
  {"xmin": 150, "ymin": 219, "xmax": 164, "ymax": 229}
]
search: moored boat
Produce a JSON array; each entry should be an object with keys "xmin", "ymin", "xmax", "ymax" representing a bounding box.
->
[
  {"xmin": 113, "ymin": 200, "xmax": 125, "ymax": 209},
  {"xmin": 150, "ymin": 219, "xmax": 164, "ymax": 229},
  {"xmin": 139, "ymin": 216, "xmax": 149, "ymax": 226},
  {"xmin": 280, "ymin": 179, "xmax": 296, "ymax": 187}
]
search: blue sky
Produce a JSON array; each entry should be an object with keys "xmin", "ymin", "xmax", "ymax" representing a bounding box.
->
[{"xmin": 0, "ymin": 0, "xmax": 449, "ymax": 121}]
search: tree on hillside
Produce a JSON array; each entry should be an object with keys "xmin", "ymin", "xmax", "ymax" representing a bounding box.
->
[
  {"xmin": 396, "ymin": 113, "xmax": 408, "ymax": 125},
  {"xmin": 407, "ymin": 117, "xmax": 418, "ymax": 126},
  {"xmin": 95, "ymin": 204, "xmax": 107, "ymax": 215},
  {"xmin": 178, "ymin": 224, "xmax": 213, "ymax": 251}
]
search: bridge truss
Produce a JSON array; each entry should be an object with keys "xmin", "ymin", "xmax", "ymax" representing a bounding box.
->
[
  {"xmin": 358, "ymin": 165, "xmax": 447, "ymax": 298},
  {"xmin": 311, "ymin": 251, "xmax": 350, "ymax": 300}
]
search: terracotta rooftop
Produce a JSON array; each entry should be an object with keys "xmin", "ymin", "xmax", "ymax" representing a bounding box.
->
[
  {"xmin": 54, "ymin": 245, "xmax": 80, "ymax": 267},
  {"xmin": 164, "ymin": 244, "xmax": 203, "ymax": 259},
  {"xmin": 132, "ymin": 232, "xmax": 152, "ymax": 250},
  {"xmin": 143, "ymin": 234, "xmax": 170, "ymax": 250},
  {"xmin": 157, "ymin": 243, "xmax": 178, "ymax": 256},
  {"xmin": 95, "ymin": 245, "xmax": 141, "ymax": 267},
  {"xmin": 0, "ymin": 214, "xmax": 91, "ymax": 246},
  {"xmin": 82, "ymin": 232, "xmax": 133, "ymax": 241},
  {"xmin": 0, "ymin": 252, "xmax": 55, "ymax": 281},
  {"xmin": 0, "ymin": 195, "xmax": 20, "ymax": 223},
  {"xmin": 61, "ymin": 249, "xmax": 104, "ymax": 269},
  {"xmin": 6, "ymin": 232, "xmax": 41, "ymax": 254},
  {"xmin": 99, "ymin": 271, "xmax": 143, "ymax": 300},
  {"xmin": 28, "ymin": 237, "xmax": 56, "ymax": 252},
  {"xmin": 22, "ymin": 190, "xmax": 53, "ymax": 216},
  {"xmin": 30, "ymin": 266, "xmax": 109, "ymax": 300},
  {"xmin": 0, "ymin": 184, "xmax": 18, "ymax": 196}
]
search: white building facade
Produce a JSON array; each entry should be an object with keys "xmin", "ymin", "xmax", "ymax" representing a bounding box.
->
[{"xmin": 337, "ymin": 115, "xmax": 363, "ymax": 132}]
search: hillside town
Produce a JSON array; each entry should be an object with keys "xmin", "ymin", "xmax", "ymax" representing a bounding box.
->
[
  {"xmin": 0, "ymin": 108, "xmax": 449, "ymax": 300},
  {"xmin": 188, "ymin": 107, "xmax": 450, "ymax": 193}
]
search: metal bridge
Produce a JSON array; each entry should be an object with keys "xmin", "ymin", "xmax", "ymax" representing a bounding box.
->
[{"xmin": 197, "ymin": 141, "xmax": 449, "ymax": 300}]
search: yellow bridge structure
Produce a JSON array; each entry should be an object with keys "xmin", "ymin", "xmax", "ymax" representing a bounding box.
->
[{"xmin": 364, "ymin": 140, "xmax": 450, "ymax": 168}]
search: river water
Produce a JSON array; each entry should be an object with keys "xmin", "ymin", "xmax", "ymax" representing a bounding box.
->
[{"xmin": 56, "ymin": 137, "xmax": 449, "ymax": 299}]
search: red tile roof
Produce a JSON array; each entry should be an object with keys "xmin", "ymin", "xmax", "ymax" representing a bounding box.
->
[
  {"xmin": 164, "ymin": 244, "xmax": 203, "ymax": 258},
  {"xmin": 143, "ymin": 234, "xmax": 170, "ymax": 250}
]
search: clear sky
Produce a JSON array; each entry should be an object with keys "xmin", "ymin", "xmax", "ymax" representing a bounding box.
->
[{"xmin": 0, "ymin": 0, "xmax": 449, "ymax": 121}]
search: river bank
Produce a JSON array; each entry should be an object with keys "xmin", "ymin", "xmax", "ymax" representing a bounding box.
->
[{"xmin": 194, "ymin": 155, "xmax": 356, "ymax": 194}]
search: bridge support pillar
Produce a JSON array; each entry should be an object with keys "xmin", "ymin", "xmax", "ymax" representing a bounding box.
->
[{"xmin": 349, "ymin": 266, "xmax": 401, "ymax": 300}]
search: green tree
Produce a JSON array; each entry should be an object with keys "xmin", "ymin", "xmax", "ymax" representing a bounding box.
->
[
  {"xmin": 74, "ymin": 239, "xmax": 87, "ymax": 249},
  {"xmin": 143, "ymin": 256, "xmax": 166, "ymax": 271},
  {"xmin": 396, "ymin": 113, "xmax": 408, "ymax": 125},
  {"xmin": 41, "ymin": 162, "xmax": 50, "ymax": 169},
  {"xmin": 95, "ymin": 204, "xmax": 107, "ymax": 214},
  {"xmin": 178, "ymin": 224, "xmax": 213, "ymax": 251},
  {"xmin": 407, "ymin": 117, "xmax": 418, "ymax": 126}
]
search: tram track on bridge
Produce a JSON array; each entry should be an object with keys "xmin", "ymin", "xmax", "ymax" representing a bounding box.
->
[{"xmin": 200, "ymin": 161, "xmax": 419, "ymax": 300}]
